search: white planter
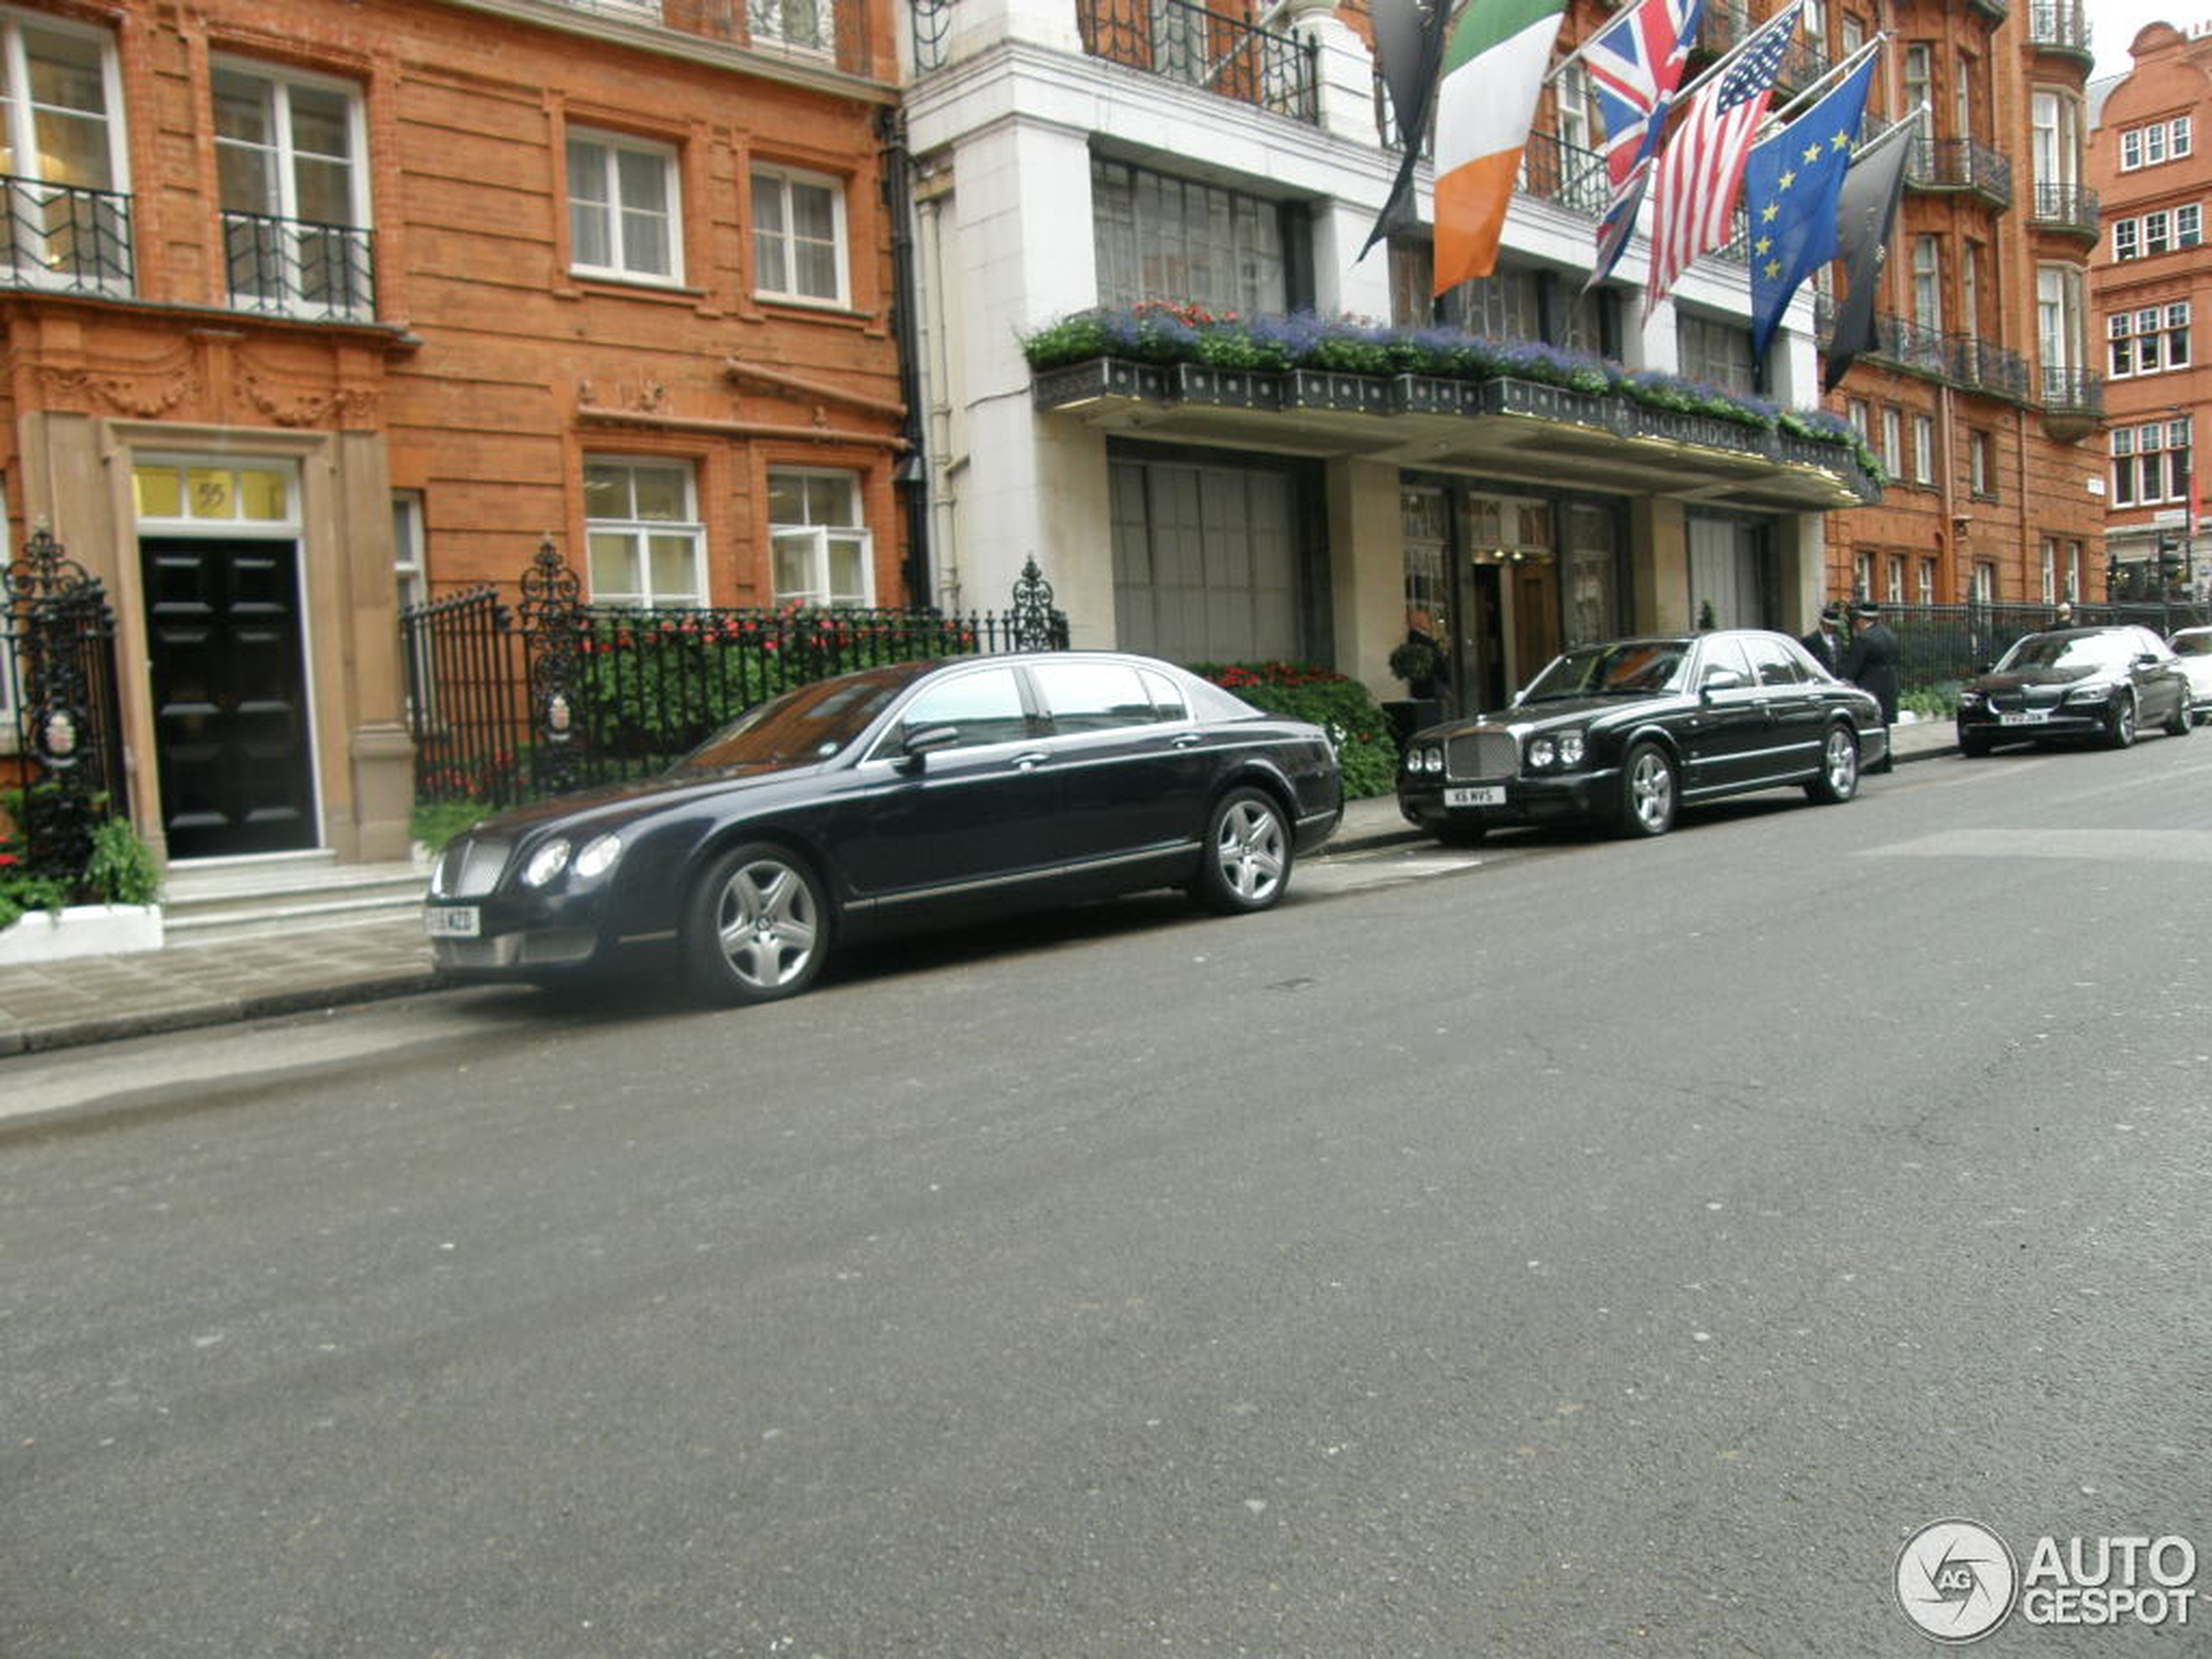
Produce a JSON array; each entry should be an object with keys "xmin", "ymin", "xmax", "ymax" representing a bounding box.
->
[{"xmin": 0, "ymin": 903, "xmax": 165, "ymax": 965}]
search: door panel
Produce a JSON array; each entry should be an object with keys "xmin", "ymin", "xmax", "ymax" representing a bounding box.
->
[{"xmin": 141, "ymin": 537, "xmax": 314, "ymax": 858}]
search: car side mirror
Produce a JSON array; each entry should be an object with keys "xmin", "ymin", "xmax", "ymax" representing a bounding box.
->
[
  {"xmin": 1701, "ymin": 668, "xmax": 1748, "ymax": 698},
  {"xmin": 2135, "ymin": 652, "xmax": 2162, "ymax": 669},
  {"xmin": 895, "ymin": 724, "xmax": 961, "ymax": 771}
]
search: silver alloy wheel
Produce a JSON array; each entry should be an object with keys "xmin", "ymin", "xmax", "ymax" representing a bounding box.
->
[
  {"xmin": 712, "ymin": 856, "xmax": 819, "ymax": 991},
  {"xmin": 2112, "ymin": 693, "xmax": 2138, "ymax": 748},
  {"xmin": 1627, "ymin": 747, "xmax": 1674, "ymax": 833},
  {"xmin": 1824, "ymin": 724, "xmax": 1858, "ymax": 794},
  {"xmin": 1214, "ymin": 797, "xmax": 1286, "ymax": 906}
]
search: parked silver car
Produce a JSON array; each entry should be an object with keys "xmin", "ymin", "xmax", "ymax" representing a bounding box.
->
[{"xmin": 2168, "ymin": 627, "xmax": 2212, "ymax": 724}]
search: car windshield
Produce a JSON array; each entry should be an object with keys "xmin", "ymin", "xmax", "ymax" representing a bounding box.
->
[
  {"xmin": 2172, "ymin": 633, "xmax": 2212, "ymax": 658},
  {"xmin": 1994, "ymin": 632, "xmax": 2139, "ymax": 673},
  {"xmin": 671, "ymin": 665, "xmax": 919, "ymax": 774},
  {"xmin": 1520, "ymin": 641, "xmax": 1691, "ymax": 700}
]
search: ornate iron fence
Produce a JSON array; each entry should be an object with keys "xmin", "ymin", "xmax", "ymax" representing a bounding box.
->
[
  {"xmin": 1077, "ymin": 0, "xmax": 1320, "ymax": 123},
  {"xmin": 0, "ymin": 174, "xmax": 134, "ymax": 295},
  {"xmin": 1873, "ymin": 601, "xmax": 2212, "ymax": 694},
  {"xmin": 2, "ymin": 527, "xmax": 129, "ymax": 875},
  {"xmin": 401, "ymin": 541, "xmax": 1072, "ymax": 808},
  {"xmin": 222, "ymin": 209, "xmax": 375, "ymax": 321}
]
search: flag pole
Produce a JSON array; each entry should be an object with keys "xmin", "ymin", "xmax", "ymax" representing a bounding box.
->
[
  {"xmin": 1757, "ymin": 35, "xmax": 1886, "ymax": 135},
  {"xmin": 1670, "ymin": 0, "xmax": 1803, "ymax": 106}
]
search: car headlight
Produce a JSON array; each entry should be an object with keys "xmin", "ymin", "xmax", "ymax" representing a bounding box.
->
[
  {"xmin": 1424, "ymin": 746, "xmax": 1445, "ymax": 773},
  {"xmin": 1527, "ymin": 736, "xmax": 1557, "ymax": 768},
  {"xmin": 2065, "ymin": 684, "xmax": 2112, "ymax": 704},
  {"xmin": 1959, "ymin": 690, "xmax": 1984, "ymax": 707},
  {"xmin": 1557, "ymin": 732, "xmax": 1586, "ymax": 766},
  {"xmin": 521, "ymin": 838, "xmax": 572, "ymax": 888},
  {"xmin": 573, "ymin": 833, "xmax": 623, "ymax": 881}
]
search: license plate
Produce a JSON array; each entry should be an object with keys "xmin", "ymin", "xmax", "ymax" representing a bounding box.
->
[
  {"xmin": 424, "ymin": 905, "xmax": 481, "ymax": 938},
  {"xmin": 1445, "ymin": 785, "xmax": 1507, "ymax": 807},
  {"xmin": 1999, "ymin": 711, "xmax": 2050, "ymax": 726}
]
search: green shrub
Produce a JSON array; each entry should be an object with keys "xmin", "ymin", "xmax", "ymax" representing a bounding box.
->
[
  {"xmin": 84, "ymin": 818, "xmax": 161, "ymax": 906},
  {"xmin": 0, "ymin": 809, "xmax": 159, "ymax": 931},
  {"xmin": 411, "ymin": 799, "xmax": 492, "ymax": 853},
  {"xmin": 1189, "ymin": 660, "xmax": 1399, "ymax": 800},
  {"xmin": 1899, "ymin": 685, "xmax": 1959, "ymax": 720}
]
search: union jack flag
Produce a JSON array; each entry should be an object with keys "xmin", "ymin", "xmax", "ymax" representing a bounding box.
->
[{"xmin": 1584, "ymin": 0, "xmax": 1704, "ymax": 289}]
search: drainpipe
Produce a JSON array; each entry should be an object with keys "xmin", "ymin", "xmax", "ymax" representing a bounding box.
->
[{"xmin": 877, "ymin": 106, "xmax": 932, "ymax": 604}]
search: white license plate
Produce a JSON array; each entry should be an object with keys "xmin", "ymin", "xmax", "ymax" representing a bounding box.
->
[
  {"xmin": 1445, "ymin": 785, "xmax": 1507, "ymax": 807},
  {"xmin": 424, "ymin": 905, "xmax": 481, "ymax": 938},
  {"xmin": 1999, "ymin": 711, "xmax": 2051, "ymax": 726}
]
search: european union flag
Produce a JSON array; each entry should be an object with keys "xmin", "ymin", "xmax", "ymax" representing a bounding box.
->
[{"xmin": 1743, "ymin": 46, "xmax": 1878, "ymax": 366}]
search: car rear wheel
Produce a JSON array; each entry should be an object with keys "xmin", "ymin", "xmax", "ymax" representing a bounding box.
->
[
  {"xmin": 1193, "ymin": 786, "xmax": 1291, "ymax": 914},
  {"xmin": 2164, "ymin": 690, "xmax": 2193, "ymax": 737},
  {"xmin": 1615, "ymin": 743, "xmax": 1677, "ymax": 837},
  {"xmin": 1803, "ymin": 720, "xmax": 1860, "ymax": 804},
  {"xmin": 2105, "ymin": 692, "xmax": 2138, "ymax": 750},
  {"xmin": 684, "ymin": 843, "xmax": 829, "ymax": 1005}
]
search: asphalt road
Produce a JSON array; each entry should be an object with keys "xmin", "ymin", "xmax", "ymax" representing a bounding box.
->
[{"xmin": 6, "ymin": 738, "xmax": 2210, "ymax": 1657}]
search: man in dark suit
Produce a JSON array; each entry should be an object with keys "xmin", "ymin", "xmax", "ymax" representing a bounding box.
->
[
  {"xmin": 1839, "ymin": 599, "xmax": 1902, "ymax": 772},
  {"xmin": 1801, "ymin": 601, "xmax": 1845, "ymax": 675}
]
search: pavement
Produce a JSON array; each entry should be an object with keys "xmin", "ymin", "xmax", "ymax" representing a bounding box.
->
[{"xmin": 0, "ymin": 719, "xmax": 1957, "ymax": 1059}]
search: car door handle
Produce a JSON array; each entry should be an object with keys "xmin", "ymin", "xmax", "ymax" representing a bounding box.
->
[
  {"xmin": 1157, "ymin": 732, "xmax": 1204, "ymax": 749},
  {"xmin": 1012, "ymin": 751, "xmax": 1051, "ymax": 772}
]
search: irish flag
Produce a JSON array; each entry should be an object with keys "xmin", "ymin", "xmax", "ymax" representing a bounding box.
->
[{"xmin": 1432, "ymin": 0, "xmax": 1568, "ymax": 293}]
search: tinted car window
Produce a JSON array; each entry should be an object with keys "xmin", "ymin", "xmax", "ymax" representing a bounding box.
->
[
  {"xmin": 1743, "ymin": 634, "xmax": 1807, "ymax": 687},
  {"xmin": 1997, "ymin": 631, "xmax": 2137, "ymax": 673},
  {"xmin": 893, "ymin": 667, "xmax": 1031, "ymax": 751},
  {"xmin": 1696, "ymin": 637, "xmax": 1756, "ymax": 687},
  {"xmin": 674, "ymin": 665, "xmax": 917, "ymax": 773},
  {"xmin": 1140, "ymin": 668, "xmax": 1188, "ymax": 721},
  {"xmin": 1032, "ymin": 661, "xmax": 1160, "ymax": 732},
  {"xmin": 2172, "ymin": 632, "xmax": 2212, "ymax": 658},
  {"xmin": 1521, "ymin": 640, "xmax": 1691, "ymax": 699}
]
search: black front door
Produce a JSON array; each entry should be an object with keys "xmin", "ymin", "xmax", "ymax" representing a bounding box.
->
[{"xmin": 141, "ymin": 537, "xmax": 314, "ymax": 859}]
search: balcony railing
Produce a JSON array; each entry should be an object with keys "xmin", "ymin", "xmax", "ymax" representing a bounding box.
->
[
  {"xmin": 1079, "ymin": 0, "xmax": 1320, "ymax": 124},
  {"xmin": 2029, "ymin": 180, "xmax": 2101, "ymax": 237},
  {"xmin": 2028, "ymin": 1, "xmax": 2093, "ymax": 57},
  {"xmin": 1773, "ymin": 35, "xmax": 1832, "ymax": 94},
  {"xmin": 0, "ymin": 175, "xmax": 133, "ymax": 295},
  {"xmin": 536, "ymin": 0, "xmax": 880, "ymax": 81},
  {"xmin": 1906, "ymin": 138, "xmax": 2012, "ymax": 209},
  {"xmin": 1949, "ymin": 334, "xmax": 2028, "ymax": 398},
  {"xmin": 1872, "ymin": 313, "xmax": 1952, "ymax": 377},
  {"xmin": 223, "ymin": 210, "xmax": 374, "ymax": 323},
  {"xmin": 2041, "ymin": 366, "xmax": 2104, "ymax": 416},
  {"xmin": 1517, "ymin": 131, "xmax": 1609, "ymax": 218}
]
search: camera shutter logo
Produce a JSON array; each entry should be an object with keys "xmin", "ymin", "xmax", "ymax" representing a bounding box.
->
[{"xmin": 1897, "ymin": 1519, "xmax": 2020, "ymax": 1642}]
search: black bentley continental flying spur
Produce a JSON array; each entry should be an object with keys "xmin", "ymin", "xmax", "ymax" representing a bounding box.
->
[
  {"xmin": 423, "ymin": 653, "xmax": 1343, "ymax": 1003},
  {"xmin": 1395, "ymin": 630, "xmax": 1886, "ymax": 844}
]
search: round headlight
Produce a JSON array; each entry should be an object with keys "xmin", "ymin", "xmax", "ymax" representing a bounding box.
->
[
  {"xmin": 1558, "ymin": 732, "xmax": 1586, "ymax": 766},
  {"xmin": 1528, "ymin": 736, "xmax": 1557, "ymax": 768},
  {"xmin": 1423, "ymin": 746, "xmax": 1444, "ymax": 773},
  {"xmin": 521, "ymin": 838, "xmax": 571, "ymax": 888},
  {"xmin": 573, "ymin": 833, "xmax": 623, "ymax": 880}
]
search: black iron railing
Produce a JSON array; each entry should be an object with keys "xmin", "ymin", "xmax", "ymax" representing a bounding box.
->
[
  {"xmin": 0, "ymin": 175, "xmax": 133, "ymax": 295},
  {"xmin": 1079, "ymin": 0, "xmax": 1320, "ymax": 123},
  {"xmin": 1878, "ymin": 601, "xmax": 2212, "ymax": 691},
  {"xmin": 1906, "ymin": 138, "xmax": 2012, "ymax": 208},
  {"xmin": 401, "ymin": 546, "xmax": 1073, "ymax": 807},
  {"xmin": 1517, "ymin": 131, "xmax": 1608, "ymax": 218},
  {"xmin": 2, "ymin": 528, "xmax": 129, "ymax": 875},
  {"xmin": 2040, "ymin": 366, "xmax": 2104, "ymax": 416},
  {"xmin": 1872, "ymin": 313, "xmax": 1952, "ymax": 376},
  {"xmin": 1948, "ymin": 334, "xmax": 2029, "ymax": 399},
  {"xmin": 2029, "ymin": 180, "xmax": 2100, "ymax": 235},
  {"xmin": 222, "ymin": 210, "xmax": 374, "ymax": 322},
  {"xmin": 1773, "ymin": 34, "xmax": 1832, "ymax": 94},
  {"xmin": 2027, "ymin": 0, "xmax": 2092, "ymax": 54}
]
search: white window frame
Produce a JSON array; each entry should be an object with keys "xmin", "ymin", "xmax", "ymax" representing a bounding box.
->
[
  {"xmin": 583, "ymin": 457, "xmax": 705, "ymax": 607},
  {"xmin": 1880, "ymin": 406, "xmax": 1902, "ymax": 475},
  {"xmin": 2169, "ymin": 301, "xmax": 2192, "ymax": 368},
  {"xmin": 1968, "ymin": 430, "xmax": 1993, "ymax": 497},
  {"xmin": 1971, "ymin": 563, "xmax": 1995, "ymax": 605},
  {"xmin": 1912, "ymin": 414, "xmax": 1934, "ymax": 484},
  {"xmin": 747, "ymin": 0, "xmax": 836, "ymax": 58},
  {"xmin": 768, "ymin": 467, "xmax": 873, "ymax": 607},
  {"xmin": 2039, "ymin": 539, "xmax": 2056, "ymax": 604},
  {"xmin": 749, "ymin": 164, "xmax": 848, "ymax": 308},
  {"xmin": 2114, "ymin": 425, "xmax": 2137, "ymax": 506},
  {"xmin": 2114, "ymin": 218, "xmax": 2140, "ymax": 261},
  {"xmin": 1912, "ymin": 235, "xmax": 1942, "ymax": 331},
  {"xmin": 1917, "ymin": 559, "xmax": 1935, "ymax": 605},
  {"xmin": 567, "ymin": 127, "xmax": 682, "ymax": 286},
  {"xmin": 212, "ymin": 58, "xmax": 372, "ymax": 320},
  {"xmin": 0, "ymin": 13, "xmax": 131, "ymax": 293},
  {"xmin": 2180, "ymin": 204, "xmax": 2202, "ymax": 248},
  {"xmin": 2145, "ymin": 210, "xmax": 2172, "ymax": 255},
  {"xmin": 1853, "ymin": 550, "xmax": 1874, "ymax": 599},
  {"xmin": 2175, "ymin": 117, "xmax": 2195, "ymax": 159}
]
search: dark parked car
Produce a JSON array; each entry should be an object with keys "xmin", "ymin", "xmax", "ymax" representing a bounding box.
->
[
  {"xmin": 1956, "ymin": 626, "xmax": 2193, "ymax": 755},
  {"xmin": 1394, "ymin": 630, "xmax": 1885, "ymax": 843},
  {"xmin": 423, "ymin": 653, "xmax": 1342, "ymax": 1003}
]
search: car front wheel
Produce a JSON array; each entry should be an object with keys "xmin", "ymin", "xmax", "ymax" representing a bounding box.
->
[
  {"xmin": 1615, "ymin": 742, "xmax": 1678, "ymax": 837},
  {"xmin": 1193, "ymin": 786, "xmax": 1291, "ymax": 914},
  {"xmin": 684, "ymin": 842, "xmax": 829, "ymax": 1005},
  {"xmin": 2165, "ymin": 689, "xmax": 2193, "ymax": 737},
  {"xmin": 1804, "ymin": 720, "xmax": 1860, "ymax": 804},
  {"xmin": 2106, "ymin": 692, "xmax": 2138, "ymax": 750}
]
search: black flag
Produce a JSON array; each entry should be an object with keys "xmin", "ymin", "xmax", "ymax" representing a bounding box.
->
[
  {"xmin": 1820, "ymin": 114, "xmax": 1916, "ymax": 392},
  {"xmin": 1360, "ymin": 0, "xmax": 1450, "ymax": 258}
]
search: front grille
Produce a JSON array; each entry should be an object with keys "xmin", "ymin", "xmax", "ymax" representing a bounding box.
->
[
  {"xmin": 1446, "ymin": 729, "xmax": 1519, "ymax": 781},
  {"xmin": 436, "ymin": 836, "xmax": 511, "ymax": 898}
]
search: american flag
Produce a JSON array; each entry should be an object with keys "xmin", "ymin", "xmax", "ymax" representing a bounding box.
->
[
  {"xmin": 1644, "ymin": 0, "xmax": 1803, "ymax": 312},
  {"xmin": 1584, "ymin": 0, "xmax": 1704, "ymax": 287}
]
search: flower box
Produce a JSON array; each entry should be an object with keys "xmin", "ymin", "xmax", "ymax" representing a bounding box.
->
[
  {"xmin": 1480, "ymin": 376, "xmax": 1626, "ymax": 434},
  {"xmin": 1174, "ymin": 362, "xmax": 1284, "ymax": 410},
  {"xmin": 0, "ymin": 902, "xmax": 164, "ymax": 965},
  {"xmin": 1030, "ymin": 357, "xmax": 1174, "ymax": 409},
  {"xmin": 1390, "ymin": 374, "xmax": 1483, "ymax": 415},
  {"xmin": 1286, "ymin": 368, "xmax": 1393, "ymax": 414}
]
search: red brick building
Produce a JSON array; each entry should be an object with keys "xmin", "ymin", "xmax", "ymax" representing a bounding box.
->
[
  {"xmin": 2090, "ymin": 18, "xmax": 2212, "ymax": 595},
  {"xmin": 1816, "ymin": 0, "xmax": 2107, "ymax": 609},
  {"xmin": 0, "ymin": 0, "xmax": 903, "ymax": 866}
]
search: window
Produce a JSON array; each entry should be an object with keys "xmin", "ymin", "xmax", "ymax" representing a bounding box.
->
[
  {"xmin": 1971, "ymin": 563, "xmax": 1995, "ymax": 604},
  {"xmin": 2145, "ymin": 210, "xmax": 2172, "ymax": 255},
  {"xmin": 1031, "ymin": 660, "xmax": 1163, "ymax": 731},
  {"xmin": 747, "ymin": 0, "xmax": 833, "ymax": 56},
  {"xmin": 1846, "ymin": 398, "xmax": 1869, "ymax": 438},
  {"xmin": 213, "ymin": 64, "xmax": 369, "ymax": 320},
  {"xmin": 0, "ymin": 16, "xmax": 128, "ymax": 289},
  {"xmin": 1880, "ymin": 407, "xmax": 1902, "ymax": 475},
  {"xmin": 1744, "ymin": 633, "xmax": 1807, "ymax": 687},
  {"xmin": 2039, "ymin": 539, "xmax": 2056, "ymax": 604},
  {"xmin": 2113, "ymin": 421, "xmax": 2191, "ymax": 507},
  {"xmin": 2037, "ymin": 265, "xmax": 2082, "ymax": 381},
  {"xmin": 1554, "ymin": 62, "xmax": 1592, "ymax": 153},
  {"xmin": 584, "ymin": 458, "xmax": 704, "ymax": 605},
  {"xmin": 2110, "ymin": 304, "xmax": 2190, "ymax": 377},
  {"xmin": 1953, "ymin": 52, "xmax": 1972, "ymax": 139},
  {"xmin": 1093, "ymin": 156, "xmax": 1290, "ymax": 316},
  {"xmin": 2114, "ymin": 219, "xmax": 2140, "ymax": 261},
  {"xmin": 1968, "ymin": 430, "xmax": 1994, "ymax": 498},
  {"xmin": 2182, "ymin": 205, "xmax": 2203, "ymax": 247},
  {"xmin": 1904, "ymin": 45, "xmax": 1932, "ymax": 132},
  {"xmin": 567, "ymin": 128, "xmax": 680, "ymax": 283},
  {"xmin": 2122, "ymin": 127, "xmax": 2143, "ymax": 170},
  {"xmin": 1961, "ymin": 241, "xmax": 1981, "ymax": 337},
  {"xmin": 1912, "ymin": 235, "xmax": 1941, "ymax": 331},
  {"xmin": 1912, "ymin": 415, "xmax": 1934, "ymax": 485},
  {"xmin": 1676, "ymin": 314, "xmax": 1757, "ymax": 395},
  {"xmin": 2148, "ymin": 121, "xmax": 2169, "ymax": 165},
  {"xmin": 2066, "ymin": 542, "xmax": 2083, "ymax": 601},
  {"xmin": 893, "ymin": 667, "xmax": 1028, "ymax": 752},
  {"xmin": 751, "ymin": 165, "xmax": 846, "ymax": 306},
  {"xmin": 1886, "ymin": 556, "xmax": 1905, "ymax": 605},
  {"xmin": 1854, "ymin": 550, "xmax": 1874, "ymax": 597},
  {"xmin": 769, "ymin": 468, "xmax": 872, "ymax": 606},
  {"xmin": 1841, "ymin": 13, "xmax": 1865, "ymax": 57},
  {"xmin": 1917, "ymin": 559, "xmax": 1936, "ymax": 605},
  {"xmin": 2178, "ymin": 118, "xmax": 2196, "ymax": 158},
  {"xmin": 2031, "ymin": 92, "xmax": 2079, "ymax": 192}
]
